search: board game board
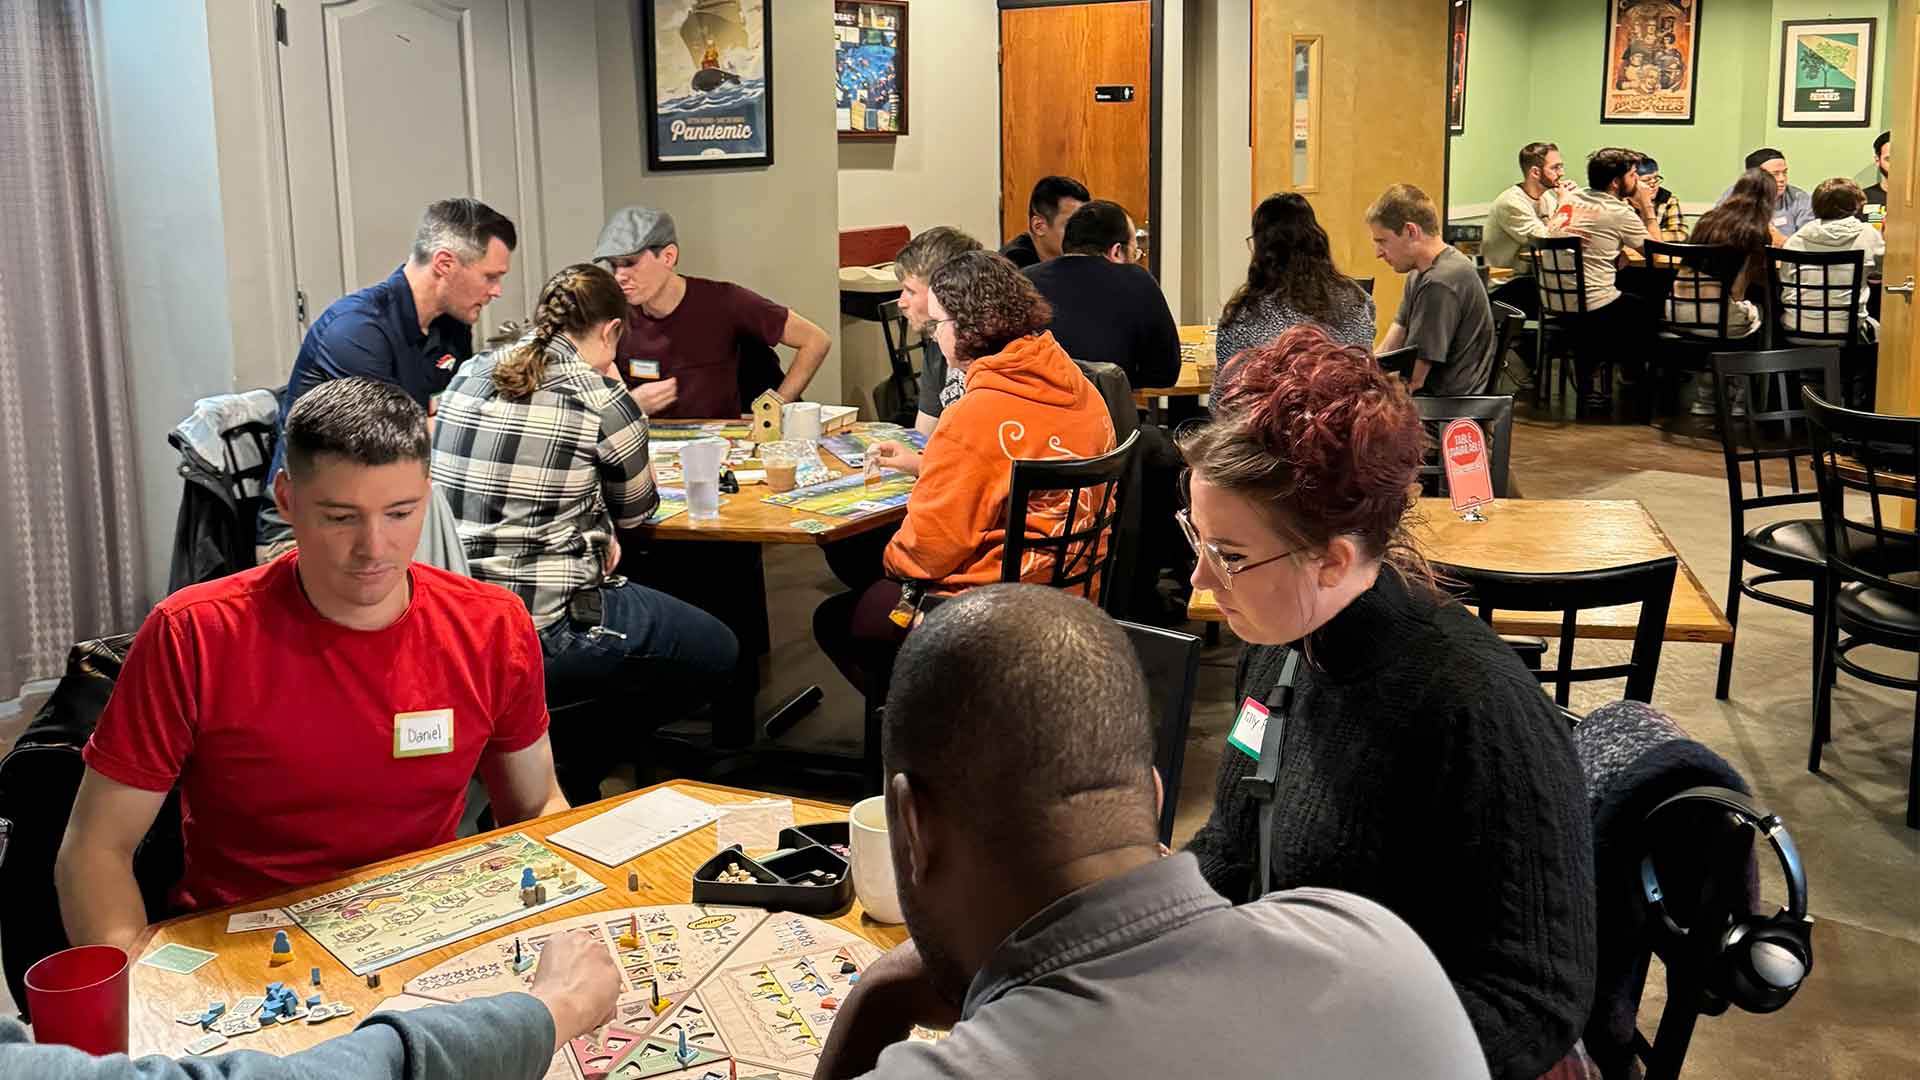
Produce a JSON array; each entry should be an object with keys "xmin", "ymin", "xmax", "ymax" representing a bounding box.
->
[
  {"xmin": 286, "ymin": 834, "xmax": 602, "ymax": 975},
  {"xmin": 405, "ymin": 905, "xmax": 886, "ymax": 1080},
  {"xmin": 760, "ymin": 472, "xmax": 914, "ymax": 519},
  {"xmin": 818, "ymin": 424, "xmax": 925, "ymax": 469},
  {"xmin": 650, "ymin": 422, "xmax": 754, "ymax": 441}
]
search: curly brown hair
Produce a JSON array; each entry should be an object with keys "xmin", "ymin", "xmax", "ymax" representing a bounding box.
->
[
  {"xmin": 492, "ymin": 263, "xmax": 627, "ymax": 397},
  {"xmin": 927, "ymin": 250, "xmax": 1053, "ymax": 365}
]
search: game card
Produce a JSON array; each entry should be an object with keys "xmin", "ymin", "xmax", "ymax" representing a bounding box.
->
[
  {"xmin": 138, "ymin": 943, "xmax": 218, "ymax": 975},
  {"xmin": 225, "ymin": 909, "xmax": 294, "ymax": 933}
]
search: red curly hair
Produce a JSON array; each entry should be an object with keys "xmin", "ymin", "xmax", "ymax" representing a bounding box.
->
[{"xmin": 1180, "ymin": 324, "xmax": 1430, "ymax": 571}]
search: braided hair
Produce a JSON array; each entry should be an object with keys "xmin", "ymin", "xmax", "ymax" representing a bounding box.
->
[{"xmin": 491, "ymin": 262, "xmax": 627, "ymax": 397}]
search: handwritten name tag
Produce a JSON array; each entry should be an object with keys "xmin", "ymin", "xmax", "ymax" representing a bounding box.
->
[{"xmin": 393, "ymin": 709, "xmax": 454, "ymax": 758}]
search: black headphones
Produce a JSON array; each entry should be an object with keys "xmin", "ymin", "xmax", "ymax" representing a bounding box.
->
[{"xmin": 1639, "ymin": 787, "xmax": 1813, "ymax": 1014}]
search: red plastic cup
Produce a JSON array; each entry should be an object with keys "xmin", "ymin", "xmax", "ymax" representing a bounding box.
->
[{"xmin": 25, "ymin": 945, "xmax": 130, "ymax": 1056}]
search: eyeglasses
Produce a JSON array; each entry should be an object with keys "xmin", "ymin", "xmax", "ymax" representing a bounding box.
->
[{"xmin": 1176, "ymin": 509, "xmax": 1301, "ymax": 591}]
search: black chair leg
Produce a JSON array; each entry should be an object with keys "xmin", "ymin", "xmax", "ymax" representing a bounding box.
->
[
  {"xmin": 1811, "ymin": 598, "xmax": 1837, "ymax": 773},
  {"xmin": 1910, "ymin": 664, "xmax": 1920, "ymax": 830},
  {"xmin": 1716, "ymin": 563, "xmax": 1743, "ymax": 700}
]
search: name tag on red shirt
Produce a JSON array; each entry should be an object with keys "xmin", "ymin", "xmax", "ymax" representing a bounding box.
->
[{"xmin": 394, "ymin": 709, "xmax": 455, "ymax": 757}]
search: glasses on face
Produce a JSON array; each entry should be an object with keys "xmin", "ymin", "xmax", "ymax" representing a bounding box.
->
[{"xmin": 1176, "ymin": 509, "xmax": 1301, "ymax": 592}]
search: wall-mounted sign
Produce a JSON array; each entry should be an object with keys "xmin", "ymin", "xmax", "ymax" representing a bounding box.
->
[{"xmin": 1094, "ymin": 85, "xmax": 1136, "ymax": 103}]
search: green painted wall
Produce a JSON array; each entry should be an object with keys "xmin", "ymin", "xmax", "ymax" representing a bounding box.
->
[{"xmin": 1449, "ymin": 0, "xmax": 1889, "ymax": 217}]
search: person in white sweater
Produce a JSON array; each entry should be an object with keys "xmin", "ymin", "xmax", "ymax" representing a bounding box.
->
[{"xmin": 1782, "ymin": 177, "xmax": 1885, "ymax": 342}]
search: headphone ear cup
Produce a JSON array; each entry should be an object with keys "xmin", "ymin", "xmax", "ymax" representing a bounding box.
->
[{"xmin": 1719, "ymin": 918, "xmax": 1812, "ymax": 1014}]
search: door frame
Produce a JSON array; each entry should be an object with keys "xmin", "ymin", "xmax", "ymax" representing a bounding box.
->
[{"xmin": 997, "ymin": 0, "xmax": 1165, "ymax": 278}]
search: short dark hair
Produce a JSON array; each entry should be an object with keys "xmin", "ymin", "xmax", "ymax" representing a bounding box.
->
[
  {"xmin": 894, "ymin": 226, "xmax": 982, "ymax": 282},
  {"xmin": 928, "ymin": 250, "xmax": 1053, "ymax": 365},
  {"xmin": 1745, "ymin": 147, "xmax": 1786, "ymax": 171},
  {"xmin": 1875, "ymin": 130, "xmax": 1893, "ymax": 156},
  {"xmin": 1812, "ymin": 177, "xmax": 1866, "ymax": 220},
  {"xmin": 283, "ymin": 378, "xmax": 430, "ymax": 479},
  {"xmin": 1588, "ymin": 147, "xmax": 1642, "ymax": 191},
  {"xmin": 1061, "ymin": 200, "xmax": 1132, "ymax": 255},
  {"xmin": 883, "ymin": 585, "xmax": 1157, "ymax": 851},
  {"xmin": 1518, "ymin": 141, "xmax": 1558, "ymax": 176},
  {"xmin": 1027, "ymin": 175, "xmax": 1091, "ymax": 223},
  {"xmin": 410, "ymin": 197, "xmax": 518, "ymax": 264}
]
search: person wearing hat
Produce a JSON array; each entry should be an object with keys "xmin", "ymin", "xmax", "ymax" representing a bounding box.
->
[
  {"xmin": 591, "ymin": 207, "xmax": 832, "ymax": 419},
  {"xmin": 1716, "ymin": 148, "xmax": 1814, "ymax": 235}
]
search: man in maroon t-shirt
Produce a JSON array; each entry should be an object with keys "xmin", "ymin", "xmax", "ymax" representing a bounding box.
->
[
  {"xmin": 591, "ymin": 206, "xmax": 833, "ymax": 419},
  {"xmin": 57, "ymin": 379, "xmax": 569, "ymax": 951}
]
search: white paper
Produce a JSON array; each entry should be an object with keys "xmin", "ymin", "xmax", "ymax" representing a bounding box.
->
[
  {"xmin": 543, "ymin": 786, "xmax": 720, "ymax": 867},
  {"xmin": 713, "ymin": 799, "xmax": 795, "ymax": 853},
  {"xmin": 225, "ymin": 908, "xmax": 295, "ymax": 933}
]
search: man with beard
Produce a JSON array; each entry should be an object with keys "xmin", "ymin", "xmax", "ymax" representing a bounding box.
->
[
  {"xmin": 593, "ymin": 206, "xmax": 832, "ymax": 419},
  {"xmin": 812, "ymin": 585, "xmax": 1490, "ymax": 1080}
]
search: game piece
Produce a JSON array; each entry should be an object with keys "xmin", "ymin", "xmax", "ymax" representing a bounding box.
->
[
  {"xmin": 184, "ymin": 1032, "xmax": 229, "ymax": 1055},
  {"xmin": 561, "ymin": 867, "xmax": 579, "ymax": 887},
  {"xmin": 676, "ymin": 1026, "xmax": 693, "ymax": 1066},
  {"xmin": 367, "ymin": 973, "xmax": 381, "ymax": 989},
  {"xmin": 307, "ymin": 994, "xmax": 322, "ymax": 1008},
  {"xmin": 269, "ymin": 930, "xmax": 293, "ymax": 966},
  {"xmin": 618, "ymin": 914, "xmax": 640, "ymax": 951},
  {"xmin": 627, "ymin": 870, "xmax": 640, "ymax": 892},
  {"xmin": 848, "ymin": 972, "xmax": 860, "ymax": 984},
  {"xmin": 310, "ymin": 966, "xmax": 321, "ymax": 986},
  {"xmin": 285, "ymin": 833, "xmax": 602, "ymax": 975},
  {"xmin": 839, "ymin": 961, "xmax": 857, "ymax": 975},
  {"xmin": 512, "ymin": 938, "xmax": 533, "ymax": 974},
  {"xmin": 819, "ymin": 996, "xmax": 838, "ymax": 1010},
  {"xmin": 534, "ymin": 884, "xmax": 548, "ymax": 905}
]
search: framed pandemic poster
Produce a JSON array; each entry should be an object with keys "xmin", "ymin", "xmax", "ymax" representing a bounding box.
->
[
  {"xmin": 836, "ymin": 1, "xmax": 909, "ymax": 138},
  {"xmin": 638, "ymin": 0, "xmax": 774, "ymax": 170},
  {"xmin": 1448, "ymin": 0, "xmax": 1469, "ymax": 135},
  {"xmin": 1779, "ymin": 19, "xmax": 1876, "ymax": 127},
  {"xmin": 1600, "ymin": 0, "xmax": 1700, "ymax": 124}
]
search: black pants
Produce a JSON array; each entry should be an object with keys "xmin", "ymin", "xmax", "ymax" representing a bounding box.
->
[
  {"xmin": 812, "ymin": 579, "xmax": 910, "ymax": 696},
  {"xmin": 1572, "ymin": 292, "xmax": 1655, "ymax": 390}
]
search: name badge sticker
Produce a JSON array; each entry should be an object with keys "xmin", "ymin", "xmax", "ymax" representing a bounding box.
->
[
  {"xmin": 1227, "ymin": 697, "xmax": 1269, "ymax": 761},
  {"xmin": 628, "ymin": 359, "xmax": 662, "ymax": 380},
  {"xmin": 394, "ymin": 709, "xmax": 455, "ymax": 758}
]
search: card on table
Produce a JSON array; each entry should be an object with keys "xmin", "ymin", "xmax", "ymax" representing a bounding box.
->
[
  {"xmin": 184, "ymin": 1032, "xmax": 229, "ymax": 1055},
  {"xmin": 138, "ymin": 943, "xmax": 218, "ymax": 975},
  {"xmin": 225, "ymin": 908, "xmax": 294, "ymax": 933}
]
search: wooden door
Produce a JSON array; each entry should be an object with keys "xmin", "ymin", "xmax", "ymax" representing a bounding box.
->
[
  {"xmin": 1000, "ymin": 2, "xmax": 1154, "ymax": 267},
  {"xmin": 277, "ymin": 0, "xmax": 532, "ymax": 341},
  {"xmin": 1878, "ymin": 0, "xmax": 1919, "ymax": 415},
  {"xmin": 1252, "ymin": 0, "xmax": 1448, "ymax": 344}
]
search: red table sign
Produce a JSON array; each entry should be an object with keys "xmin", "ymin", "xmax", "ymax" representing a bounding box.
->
[{"xmin": 1441, "ymin": 418, "xmax": 1495, "ymax": 515}]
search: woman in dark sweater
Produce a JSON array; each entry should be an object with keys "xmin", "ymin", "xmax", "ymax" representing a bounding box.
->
[{"xmin": 1179, "ymin": 325, "xmax": 1596, "ymax": 1080}]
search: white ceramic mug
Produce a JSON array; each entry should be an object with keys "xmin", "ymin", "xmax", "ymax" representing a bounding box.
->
[
  {"xmin": 782, "ymin": 401, "xmax": 823, "ymax": 441},
  {"xmin": 849, "ymin": 795, "xmax": 903, "ymax": 924}
]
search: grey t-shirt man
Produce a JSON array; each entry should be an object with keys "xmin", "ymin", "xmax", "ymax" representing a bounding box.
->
[
  {"xmin": 1395, "ymin": 246, "xmax": 1496, "ymax": 397},
  {"xmin": 857, "ymin": 855, "xmax": 1490, "ymax": 1079}
]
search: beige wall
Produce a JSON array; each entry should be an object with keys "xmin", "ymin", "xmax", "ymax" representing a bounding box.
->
[
  {"xmin": 597, "ymin": 0, "xmax": 843, "ymax": 407},
  {"xmin": 836, "ymin": 3, "xmax": 1000, "ymax": 244},
  {"xmin": 1186, "ymin": 0, "xmax": 1253, "ymax": 326}
]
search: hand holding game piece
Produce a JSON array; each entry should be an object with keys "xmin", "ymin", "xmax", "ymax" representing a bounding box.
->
[
  {"xmin": 867, "ymin": 440, "xmax": 922, "ymax": 477},
  {"xmin": 527, "ymin": 929, "xmax": 621, "ymax": 1054}
]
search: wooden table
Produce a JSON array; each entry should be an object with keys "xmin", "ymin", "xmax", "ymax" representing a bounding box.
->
[
  {"xmin": 1134, "ymin": 326, "xmax": 1217, "ymax": 414},
  {"xmin": 635, "ymin": 423, "xmax": 908, "ymax": 546},
  {"xmin": 1186, "ymin": 499, "xmax": 1733, "ymax": 644},
  {"xmin": 128, "ymin": 781, "xmax": 905, "ymax": 1058}
]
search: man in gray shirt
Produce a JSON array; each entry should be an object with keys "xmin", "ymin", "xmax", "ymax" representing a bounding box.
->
[
  {"xmin": 1, "ymin": 929, "xmax": 617, "ymax": 1079},
  {"xmin": 814, "ymin": 585, "xmax": 1489, "ymax": 1080},
  {"xmin": 1366, "ymin": 184, "xmax": 1495, "ymax": 397}
]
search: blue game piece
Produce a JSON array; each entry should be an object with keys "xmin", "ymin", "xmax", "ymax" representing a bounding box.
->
[
  {"xmin": 676, "ymin": 1026, "xmax": 692, "ymax": 1064},
  {"xmin": 206, "ymin": 1002, "xmax": 226, "ymax": 1018},
  {"xmin": 848, "ymin": 972, "xmax": 860, "ymax": 984},
  {"xmin": 271, "ymin": 930, "xmax": 290, "ymax": 951},
  {"xmin": 266, "ymin": 982, "xmax": 284, "ymax": 994},
  {"xmin": 520, "ymin": 867, "xmax": 536, "ymax": 889},
  {"xmin": 307, "ymin": 994, "xmax": 321, "ymax": 1008},
  {"xmin": 310, "ymin": 966, "xmax": 321, "ymax": 986}
]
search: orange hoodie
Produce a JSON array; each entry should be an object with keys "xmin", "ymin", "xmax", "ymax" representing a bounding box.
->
[{"xmin": 884, "ymin": 331, "xmax": 1117, "ymax": 591}]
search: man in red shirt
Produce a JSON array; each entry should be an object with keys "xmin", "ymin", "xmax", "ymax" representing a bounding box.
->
[
  {"xmin": 591, "ymin": 207, "xmax": 833, "ymax": 419},
  {"xmin": 56, "ymin": 379, "xmax": 568, "ymax": 951}
]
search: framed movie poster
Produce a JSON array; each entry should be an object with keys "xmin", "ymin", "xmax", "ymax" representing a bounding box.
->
[
  {"xmin": 1600, "ymin": 0, "xmax": 1700, "ymax": 124},
  {"xmin": 1448, "ymin": 0, "xmax": 1469, "ymax": 135},
  {"xmin": 637, "ymin": 0, "xmax": 774, "ymax": 170},
  {"xmin": 1779, "ymin": 19, "xmax": 1876, "ymax": 127},
  {"xmin": 836, "ymin": 1, "xmax": 909, "ymax": 138}
]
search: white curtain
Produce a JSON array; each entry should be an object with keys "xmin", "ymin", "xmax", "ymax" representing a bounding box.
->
[{"xmin": 0, "ymin": 0, "xmax": 145, "ymax": 699}]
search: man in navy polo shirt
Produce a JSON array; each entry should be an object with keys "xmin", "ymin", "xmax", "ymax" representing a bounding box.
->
[{"xmin": 257, "ymin": 198, "xmax": 517, "ymax": 558}]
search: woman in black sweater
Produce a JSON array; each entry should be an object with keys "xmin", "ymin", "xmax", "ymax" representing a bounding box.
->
[{"xmin": 1179, "ymin": 325, "xmax": 1596, "ymax": 1080}]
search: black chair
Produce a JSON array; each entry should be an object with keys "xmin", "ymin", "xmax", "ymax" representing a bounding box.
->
[
  {"xmin": 1487, "ymin": 299, "xmax": 1528, "ymax": 395},
  {"xmin": 1375, "ymin": 346, "xmax": 1418, "ymax": 382},
  {"xmin": 1440, "ymin": 557, "xmax": 1678, "ymax": 705},
  {"xmin": 876, "ymin": 298, "xmax": 927, "ymax": 427},
  {"xmin": 1803, "ymin": 389, "xmax": 1920, "ymax": 827},
  {"xmin": 1414, "ymin": 395, "xmax": 1515, "ymax": 499},
  {"xmin": 1708, "ymin": 348, "xmax": 1843, "ymax": 702},
  {"xmin": 1768, "ymin": 247, "xmax": 1875, "ymax": 409},
  {"xmin": 1529, "ymin": 235, "xmax": 1592, "ymax": 411},
  {"xmin": 1120, "ymin": 620, "xmax": 1202, "ymax": 845},
  {"xmin": 1646, "ymin": 240, "xmax": 1752, "ymax": 421},
  {"xmin": 1003, "ymin": 430, "xmax": 1142, "ymax": 616}
]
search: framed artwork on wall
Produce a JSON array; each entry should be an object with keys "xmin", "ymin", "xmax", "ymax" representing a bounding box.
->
[
  {"xmin": 636, "ymin": 0, "xmax": 775, "ymax": 171},
  {"xmin": 1448, "ymin": 0, "xmax": 1469, "ymax": 135},
  {"xmin": 1778, "ymin": 19, "xmax": 1876, "ymax": 127},
  {"xmin": 836, "ymin": 1, "xmax": 908, "ymax": 138},
  {"xmin": 1600, "ymin": 0, "xmax": 1701, "ymax": 124}
]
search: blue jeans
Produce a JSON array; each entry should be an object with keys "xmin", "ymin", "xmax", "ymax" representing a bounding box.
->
[{"xmin": 538, "ymin": 581, "xmax": 739, "ymax": 716}]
